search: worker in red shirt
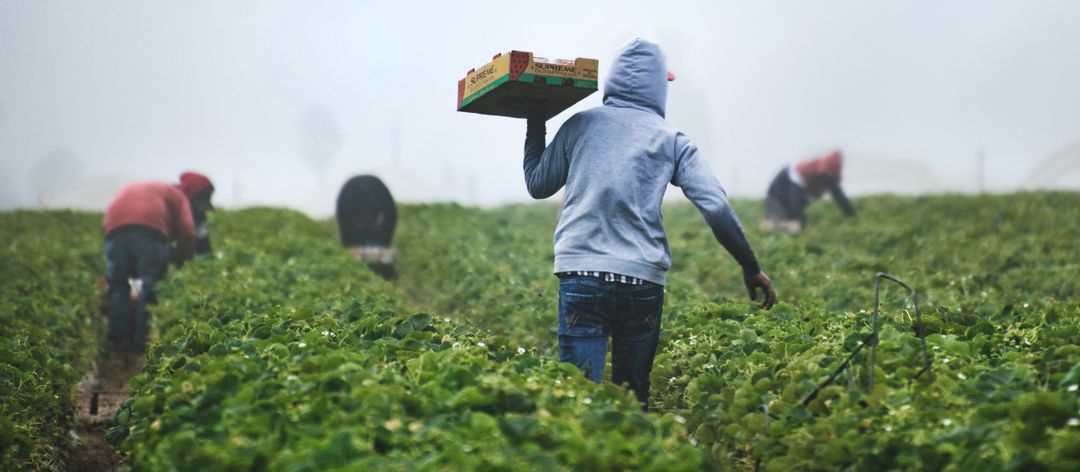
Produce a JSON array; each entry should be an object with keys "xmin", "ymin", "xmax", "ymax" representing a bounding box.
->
[
  {"xmin": 762, "ymin": 150, "xmax": 856, "ymax": 233},
  {"xmin": 102, "ymin": 173, "xmax": 212, "ymax": 351}
]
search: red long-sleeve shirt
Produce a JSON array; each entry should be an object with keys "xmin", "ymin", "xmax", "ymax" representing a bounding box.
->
[{"xmin": 103, "ymin": 181, "xmax": 196, "ymax": 262}]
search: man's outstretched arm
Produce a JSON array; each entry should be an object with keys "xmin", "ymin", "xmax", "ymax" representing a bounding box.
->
[{"xmin": 672, "ymin": 134, "xmax": 776, "ymax": 309}]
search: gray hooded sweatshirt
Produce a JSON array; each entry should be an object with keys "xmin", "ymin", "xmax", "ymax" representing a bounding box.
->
[{"xmin": 523, "ymin": 37, "xmax": 759, "ymax": 285}]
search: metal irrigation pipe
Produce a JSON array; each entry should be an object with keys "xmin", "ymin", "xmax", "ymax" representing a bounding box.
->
[
  {"xmin": 801, "ymin": 272, "xmax": 934, "ymax": 406},
  {"xmin": 801, "ymin": 331, "xmax": 877, "ymax": 406},
  {"xmin": 870, "ymin": 272, "xmax": 934, "ymax": 390},
  {"xmin": 756, "ymin": 273, "xmax": 935, "ymax": 471}
]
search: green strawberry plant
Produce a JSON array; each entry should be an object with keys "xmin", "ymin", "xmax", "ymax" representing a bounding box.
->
[
  {"xmin": 394, "ymin": 193, "xmax": 1080, "ymax": 470},
  {"xmin": 112, "ymin": 208, "xmax": 701, "ymax": 471},
  {"xmin": 7, "ymin": 192, "xmax": 1080, "ymax": 471},
  {"xmin": 0, "ymin": 211, "xmax": 105, "ymax": 471}
]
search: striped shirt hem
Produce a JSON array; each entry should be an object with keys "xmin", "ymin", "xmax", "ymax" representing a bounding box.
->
[{"xmin": 556, "ymin": 271, "xmax": 646, "ymax": 285}]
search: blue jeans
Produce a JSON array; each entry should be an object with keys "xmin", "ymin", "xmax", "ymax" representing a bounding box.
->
[
  {"xmin": 105, "ymin": 232, "xmax": 170, "ymax": 351},
  {"xmin": 558, "ymin": 275, "xmax": 664, "ymax": 409}
]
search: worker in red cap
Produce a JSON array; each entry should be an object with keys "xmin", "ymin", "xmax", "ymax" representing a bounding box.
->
[
  {"xmin": 762, "ymin": 150, "xmax": 855, "ymax": 233},
  {"xmin": 178, "ymin": 172, "xmax": 215, "ymax": 259},
  {"xmin": 101, "ymin": 172, "xmax": 213, "ymax": 351}
]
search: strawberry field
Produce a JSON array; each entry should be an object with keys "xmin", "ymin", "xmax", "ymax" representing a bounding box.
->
[
  {"xmin": 3, "ymin": 193, "xmax": 1080, "ymax": 471},
  {"xmin": 1, "ymin": 211, "xmax": 104, "ymax": 469}
]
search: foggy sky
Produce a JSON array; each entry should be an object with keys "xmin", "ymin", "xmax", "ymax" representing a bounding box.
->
[{"xmin": 2, "ymin": 1, "xmax": 1079, "ymax": 215}]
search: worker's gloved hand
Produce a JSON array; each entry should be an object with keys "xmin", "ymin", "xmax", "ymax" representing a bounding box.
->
[{"xmin": 744, "ymin": 271, "xmax": 777, "ymax": 310}]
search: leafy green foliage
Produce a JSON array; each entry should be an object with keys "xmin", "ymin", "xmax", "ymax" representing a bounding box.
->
[
  {"xmin": 9, "ymin": 193, "xmax": 1080, "ymax": 471},
  {"xmin": 0, "ymin": 211, "xmax": 104, "ymax": 471},
  {"xmin": 395, "ymin": 203, "xmax": 562, "ymax": 356},
  {"xmin": 395, "ymin": 193, "xmax": 1080, "ymax": 470},
  {"xmin": 115, "ymin": 208, "xmax": 701, "ymax": 471}
]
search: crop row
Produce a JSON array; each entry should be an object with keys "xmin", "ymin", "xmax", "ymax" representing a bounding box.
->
[
  {"xmin": 112, "ymin": 208, "xmax": 701, "ymax": 471},
  {"xmin": 0, "ymin": 211, "xmax": 105, "ymax": 470},
  {"xmin": 4, "ymin": 193, "xmax": 1079, "ymax": 471},
  {"xmin": 394, "ymin": 193, "xmax": 1080, "ymax": 469}
]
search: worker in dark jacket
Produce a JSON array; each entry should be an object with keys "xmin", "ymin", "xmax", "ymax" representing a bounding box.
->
[
  {"xmin": 102, "ymin": 178, "xmax": 199, "ymax": 351},
  {"xmin": 178, "ymin": 172, "xmax": 215, "ymax": 259},
  {"xmin": 336, "ymin": 175, "xmax": 397, "ymax": 280},
  {"xmin": 519, "ymin": 38, "xmax": 776, "ymax": 410},
  {"xmin": 763, "ymin": 150, "xmax": 855, "ymax": 233}
]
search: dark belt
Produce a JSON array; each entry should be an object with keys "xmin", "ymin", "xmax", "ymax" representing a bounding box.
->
[{"xmin": 105, "ymin": 224, "xmax": 168, "ymax": 244}]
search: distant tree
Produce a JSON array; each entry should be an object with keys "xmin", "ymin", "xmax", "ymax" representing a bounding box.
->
[
  {"xmin": 0, "ymin": 159, "xmax": 20, "ymax": 209},
  {"xmin": 31, "ymin": 148, "xmax": 82, "ymax": 207},
  {"xmin": 298, "ymin": 107, "xmax": 342, "ymax": 181}
]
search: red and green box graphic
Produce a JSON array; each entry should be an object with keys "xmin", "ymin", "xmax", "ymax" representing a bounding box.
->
[{"xmin": 457, "ymin": 51, "xmax": 599, "ymax": 119}]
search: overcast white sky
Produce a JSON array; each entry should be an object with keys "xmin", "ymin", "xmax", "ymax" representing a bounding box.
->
[{"xmin": 2, "ymin": 1, "xmax": 1079, "ymax": 215}]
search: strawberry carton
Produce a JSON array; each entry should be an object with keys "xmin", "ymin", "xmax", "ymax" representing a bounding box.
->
[{"xmin": 457, "ymin": 51, "xmax": 599, "ymax": 120}]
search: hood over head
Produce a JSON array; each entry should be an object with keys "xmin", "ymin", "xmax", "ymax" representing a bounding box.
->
[
  {"xmin": 603, "ymin": 37, "xmax": 669, "ymax": 117},
  {"xmin": 795, "ymin": 150, "xmax": 844, "ymax": 180},
  {"xmin": 794, "ymin": 150, "xmax": 844, "ymax": 198}
]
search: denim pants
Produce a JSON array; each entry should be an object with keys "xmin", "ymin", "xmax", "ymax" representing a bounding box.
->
[
  {"xmin": 558, "ymin": 275, "xmax": 664, "ymax": 409},
  {"xmin": 105, "ymin": 232, "xmax": 169, "ymax": 351}
]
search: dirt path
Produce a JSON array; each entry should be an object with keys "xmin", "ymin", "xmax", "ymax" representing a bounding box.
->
[{"xmin": 68, "ymin": 349, "xmax": 146, "ymax": 471}]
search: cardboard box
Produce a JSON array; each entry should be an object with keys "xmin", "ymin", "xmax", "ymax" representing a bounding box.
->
[{"xmin": 457, "ymin": 51, "xmax": 599, "ymax": 120}]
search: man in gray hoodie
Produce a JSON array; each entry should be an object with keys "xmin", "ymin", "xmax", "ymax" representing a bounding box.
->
[{"xmin": 521, "ymin": 38, "xmax": 776, "ymax": 410}]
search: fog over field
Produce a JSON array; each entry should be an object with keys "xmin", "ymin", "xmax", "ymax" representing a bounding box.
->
[{"xmin": 2, "ymin": 1, "xmax": 1079, "ymax": 216}]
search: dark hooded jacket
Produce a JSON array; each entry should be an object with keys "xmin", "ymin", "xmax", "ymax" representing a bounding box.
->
[{"xmin": 336, "ymin": 175, "xmax": 397, "ymax": 248}]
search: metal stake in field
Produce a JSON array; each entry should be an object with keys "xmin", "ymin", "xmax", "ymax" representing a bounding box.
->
[
  {"xmin": 802, "ymin": 272, "xmax": 934, "ymax": 405},
  {"xmin": 756, "ymin": 273, "xmax": 936, "ymax": 471}
]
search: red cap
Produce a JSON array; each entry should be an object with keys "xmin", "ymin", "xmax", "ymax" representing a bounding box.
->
[
  {"xmin": 667, "ymin": 71, "xmax": 676, "ymax": 81},
  {"xmin": 178, "ymin": 172, "xmax": 213, "ymax": 200},
  {"xmin": 794, "ymin": 150, "xmax": 844, "ymax": 186}
]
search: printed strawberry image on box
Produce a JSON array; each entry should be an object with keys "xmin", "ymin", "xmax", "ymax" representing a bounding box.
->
[{"xmin": 457, "ymin": 51, "xmax": 599, "ymax": 120}]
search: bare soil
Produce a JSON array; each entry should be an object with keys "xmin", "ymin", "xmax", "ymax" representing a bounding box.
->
[{"xmin": 68, "ymin": 350, "xmax": 146, "ymax": 472}]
